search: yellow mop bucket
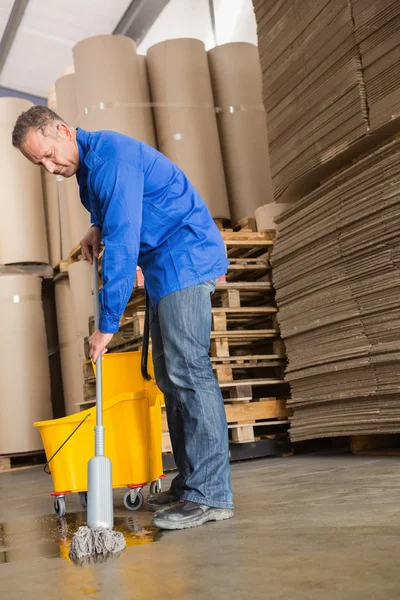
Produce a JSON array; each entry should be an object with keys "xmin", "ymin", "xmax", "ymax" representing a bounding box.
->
[{"xmin": 34, "ymin": 351, "xmax": 164, "ymax": 516}]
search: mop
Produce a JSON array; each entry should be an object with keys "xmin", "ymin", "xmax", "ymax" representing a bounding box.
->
[{"xmin": 69, "ymin": 257, "xmax": 126, "ymax": 561}]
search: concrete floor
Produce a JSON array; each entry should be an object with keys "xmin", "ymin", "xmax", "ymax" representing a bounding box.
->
[{"xmin": 0, "ymin": 453, "xmax": 400, "ymax": 599}]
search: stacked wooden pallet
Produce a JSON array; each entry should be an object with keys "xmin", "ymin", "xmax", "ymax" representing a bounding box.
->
[{"xmin": 82, "ymin": 227, "xmax": 291, "ymax": 458}]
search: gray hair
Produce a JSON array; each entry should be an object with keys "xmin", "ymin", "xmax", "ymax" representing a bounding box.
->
[{"xmin": 12, "ymin": 105, "xmax": 66, "ymax": 149}]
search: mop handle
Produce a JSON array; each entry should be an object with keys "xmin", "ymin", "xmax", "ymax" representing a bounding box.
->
[{"xmin": 93, "ymin": 256, "xmax": 103, "ymax": 433}]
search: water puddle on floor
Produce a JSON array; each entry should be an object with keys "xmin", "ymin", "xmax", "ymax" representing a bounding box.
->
[{"xmin": 0, "ymin": 512, "xmax": 161, "ymax": 566}]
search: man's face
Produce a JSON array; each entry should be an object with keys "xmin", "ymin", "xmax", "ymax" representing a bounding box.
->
[{"xmin": 20, "ymin": 123, "xmax": 79, "ymax": 178}]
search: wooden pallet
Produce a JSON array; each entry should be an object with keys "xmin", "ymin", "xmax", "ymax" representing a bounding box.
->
[
  {"xmin": 0, "ymin": 450, "xmax": 46, "ymax": 472},
  {"xmin": 53, "ymin": 259, "xmax": 69, "ymax": 281},
  {"xmin": 68, "ymin": 244, "xmax": 84, "ymax": 264}
]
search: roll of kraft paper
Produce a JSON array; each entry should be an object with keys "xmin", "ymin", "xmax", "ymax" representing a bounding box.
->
[
  {"xmin": 208, "ymin": 43, "xmax": 274, "ymax": 225},
  {"xmin": 55, "ymin": 278, "xmax": 85, "ymax": 415},
  {"xmin": 0, "ymin": 98, "xmax": 49, "ymax": 264},
  {"xmin": 73, "ymin": 34, "xmax": 156, "ymax": 147},
  {"xmin": 42, "ymin": 170, "xmax": 61, "ymax": 267},
  {"xmin": 147, "ymin": 38, "xmax": 230, "ymax": 220},
  {"xmin": 68, "ymin": 259, "xmax": 93, "ymax": 346},
  {"xmin": 55, "ymin": 73, "xmax": 90, "ymax": 250},
  {"xmin": 0, "ymin": 275, "xmax": 52, "ymax": 453},
  {"xmin": 43, "ymin": 86, "xmax": 62, "ymax": 266}
]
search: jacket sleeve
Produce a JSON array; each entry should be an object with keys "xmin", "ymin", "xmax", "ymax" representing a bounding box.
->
[{"xmin": 90, "ymin": 159, "xmax": 144, "ymax": 333}]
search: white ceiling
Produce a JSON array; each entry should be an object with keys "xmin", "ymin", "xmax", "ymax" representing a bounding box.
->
[{"xmin": 0, "ymin": 0, "xmax": 133, "ymax": 98}]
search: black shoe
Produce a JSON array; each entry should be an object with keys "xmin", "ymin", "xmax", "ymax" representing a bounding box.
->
[
  {"xmin": 152, "ymin": 500, "xmax": 234, "ymax": 530},
  {"xmin": 145, "ymin": 489, "xmax": 180, "ymax": 512}
]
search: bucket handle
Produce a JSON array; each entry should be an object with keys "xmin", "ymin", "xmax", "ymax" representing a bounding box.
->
[{"xmin": 43, "ymin": 413, "xmax": 91, "ymax": 475}]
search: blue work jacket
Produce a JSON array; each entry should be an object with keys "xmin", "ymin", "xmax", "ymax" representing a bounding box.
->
[{"xmin": 75, "ymin": 128, "xmax": 229, "ymax": 333}]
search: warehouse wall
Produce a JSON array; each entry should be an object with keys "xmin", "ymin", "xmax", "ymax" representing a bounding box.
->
[{"xmin": 138, "ymin": 0, "xmax": 257, "ymax": 52}]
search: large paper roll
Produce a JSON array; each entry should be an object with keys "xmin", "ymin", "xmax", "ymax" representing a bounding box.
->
[
  {"xmin": 255, "ymin": 202, "xmax": 291, "ymax": 231},
  {"xmin": 0, "ymin": 98, "xmax": 49, "ymax": 264},
  {"xmin": 56, "ymin": 177, "xmax": 72, "ymax": 260},
  {"xmin": 47, "ymin": 84, "xmax": 57, "ymax": 112},
  {"xmin": 68, "ymin": 260, "xmax": 93, "ymax": 340},
  {"xmin": 147, "ymin": 38, "xmax": 230, "ymax": 219},
  {"xmin": 73, "ymin": 34, "xmax": 156, "ymax": 146},
  {"xmin": 0, "ymin": 276, "xmax": 52, "ymax": 453},
  {"xmin": 55, "ymin": 73, "xmax": 90, "ymax": 249},
  {"xmin": 43, "ymin": 90, "xmax": 62, "ymax": 266},
  {"xmin": 55, "ymin": 278, "xmax": 85, "ymax": 415},
  {"xmin": 42, "ymin": 171, "xmax": 61, "ymax": 267},
  {"xmin": 208, "ymin": 43, "xmax": 274, "ymax": 224}
]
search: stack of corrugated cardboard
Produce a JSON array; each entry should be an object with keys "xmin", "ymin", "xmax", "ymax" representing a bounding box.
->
[
  {"xmin": 253, "ymin": 0, "xmax": 369, "ymax": 198},
  {"xmin": 272, "ymin": 138, "xmax": 400, "ymax": 441},
  {"xmin": 253, "ymin": 0, "xmax": 400, "ymax": 201},
  {"xmin": 352, "ymin": 0, "xmax": 400, "ymax": 130}
]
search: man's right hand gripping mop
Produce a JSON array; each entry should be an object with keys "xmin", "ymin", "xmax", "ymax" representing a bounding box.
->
[{"xmin": 69, "ymin": 257, "xmax": 126, "ymax": 561}]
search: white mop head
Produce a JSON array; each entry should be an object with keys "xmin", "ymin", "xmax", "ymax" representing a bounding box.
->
[{"xmin": 69, "ymin": 526, "xmax": 126, "ymax": 561}]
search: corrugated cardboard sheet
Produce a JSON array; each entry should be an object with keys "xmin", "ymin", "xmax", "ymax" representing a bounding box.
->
[
  {"xmin": 272, "ymin": 137, "xmax": 400, "ymax": 441},
  {"xmin": 253, "ymin": 0, "xmax": 400, "ymax": 199}
]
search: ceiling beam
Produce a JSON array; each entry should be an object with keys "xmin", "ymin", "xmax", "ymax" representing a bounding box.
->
[
  {"xmin": 208, "ymin": 0, "xmax": 218, "ymax": 46},
  {"xmin": 113, "ymin": 0, "xmax": 171, "ymax": 46},
  {"xmin": 0, "ymin": 85, "xmax": 45, "ymax": 105},
  {"xmin": 0, "ymin": 0, "xmax": 30, "ymax": 75}
]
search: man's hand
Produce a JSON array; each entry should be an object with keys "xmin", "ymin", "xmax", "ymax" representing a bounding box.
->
[
  {"xmin": 81, "ymin": 226, "xmax": 101, "ymax": 264},
  {"xmin": 89, "ymin": 330, "xmax": 113, "ymax": 363}
]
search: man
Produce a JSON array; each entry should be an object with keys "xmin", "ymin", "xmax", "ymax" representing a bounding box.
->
[{"xmin": 12, "ymin": 105, "xmax": 234, "ymax": 530}]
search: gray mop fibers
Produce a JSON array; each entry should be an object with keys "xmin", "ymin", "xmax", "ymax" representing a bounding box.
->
[{"xmin": 69, "ymin": 526, "xmax": 126, "ymax": 560}]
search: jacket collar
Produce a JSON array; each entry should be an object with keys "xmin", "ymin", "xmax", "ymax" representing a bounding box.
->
[{"xmin": 76, "ymin": 127, "xmax": 100, "ymax": 171}]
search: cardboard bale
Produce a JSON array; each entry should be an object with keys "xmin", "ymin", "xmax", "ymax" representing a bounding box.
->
[{"xmin": 272, "ymin": 137, "xmax": 400, "ymax": 440}]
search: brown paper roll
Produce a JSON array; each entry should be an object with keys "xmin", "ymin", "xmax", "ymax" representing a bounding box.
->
[
  {"xmin": 73, "ymin": 34, "xmax": 156, "ymax": 146},
  {"xmin": 56, "ymin": 178, "xmax": 72, "ymax": 260},
  {"xmin": 55, "ymin": 278, "xmax": 84, "ymax": 415},
  {"xmin": 0, "ymin": 98, "xmax": 49, "ymax": 264},
  {"xmin": 255, "ymin": 202, "xmax": 291, "ymax": 231},
  {"xmin": 55, "ymin": 73, "xmax": 90, "ymax": 249},
  {"xmin": 147, "ymin": 39, "xmax": 230, "ymax": 219},
  {"xmin": 42, "ymin": 171, "xmax": 61, "ymax": 266},
  {"xmin": 47, "ymin": 84, "xmax": 57, "ymax": 111},
  {"xmin": 0, "ymin": 276, "xmax": 52, "ymax": 453},
  {"xmin": 68, "ymin": 260, "xmax": 93, "ymax": 339},
  {"xmin": 43, "ymin": 89, "xmax": 62, "ymax": 266},
  {"xmin": 62, "ymin": 64, "xmax": 75, "ymax": 76},
  {"xmin": 55, "ymin": 73, "xmax": 78, "ymax": 126},
  {"xmin": 208, "ymin": 43, "xmax": 274, "ymax": 224}
]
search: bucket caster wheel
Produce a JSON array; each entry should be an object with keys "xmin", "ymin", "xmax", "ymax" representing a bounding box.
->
[
  {"xmin": 150, "ymin": 479, "xmax": 162, "ymax": 495},
  {"xmin": 79, "ymin": 492, "xmax": 88, "ymax": 509},
  {"xmin": 54, "ymin": 496, "xmax": 66, "ymax": 517},
  {"xmin": 124, "ymin": 490, "xmax": 144, "ymax": 511}
]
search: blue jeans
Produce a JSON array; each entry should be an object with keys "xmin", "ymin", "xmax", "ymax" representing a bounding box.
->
[{"xmin": 149, "ymin": 281, "xmax": 234, "ymax": 509}]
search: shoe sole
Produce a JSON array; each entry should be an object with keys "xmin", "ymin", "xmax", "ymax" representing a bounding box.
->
[{"xmin": 152, "ymin": 508, "xmax": 234, "ymax": 530}]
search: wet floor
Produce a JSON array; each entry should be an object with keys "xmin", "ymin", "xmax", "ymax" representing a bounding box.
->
[
  {"xmin": 1, "ymin": 455, "xmax": 400, "ymax": 599},
  {"xmin": 0, "ymin": 512, "xmax": 161, "ymax": 565}
]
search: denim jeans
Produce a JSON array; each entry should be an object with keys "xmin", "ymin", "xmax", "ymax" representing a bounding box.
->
[{"xmin": 149, "ymin": 280, "xmax": 234, "ymax": 509}]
